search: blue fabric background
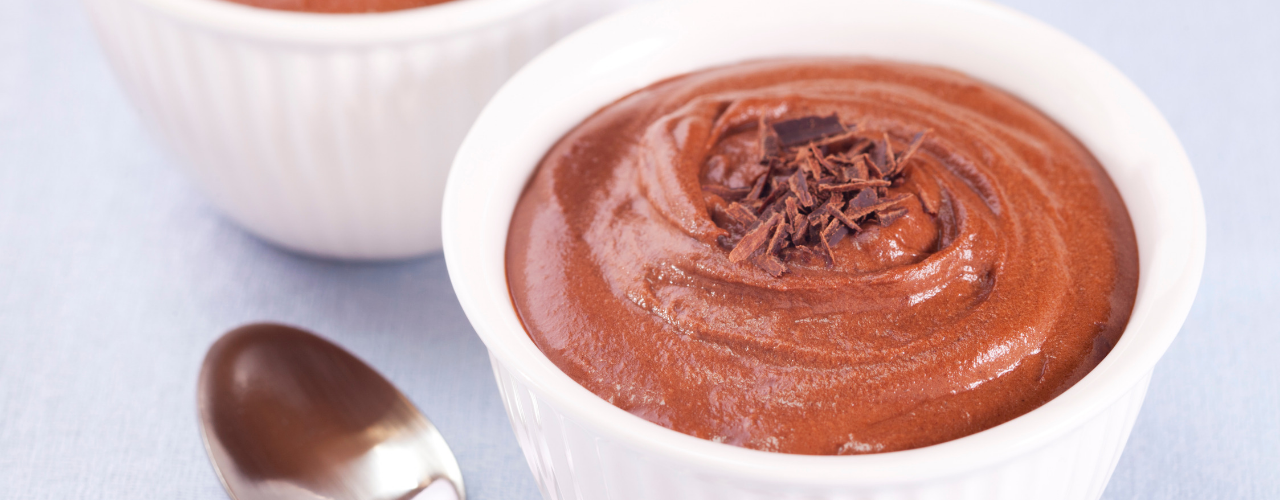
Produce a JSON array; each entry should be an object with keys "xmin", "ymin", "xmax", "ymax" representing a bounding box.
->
[{"xmin": 1, "ymin": 0, "xmax": 1276, "ymax": 498}]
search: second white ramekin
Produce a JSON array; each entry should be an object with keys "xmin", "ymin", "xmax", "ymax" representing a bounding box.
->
[
  {"xmin": 85, "ymin": 0, "xmax": 642, "ymax": 259},
  {"xmin": 443, "ymin": 0, "xmax": 1206, "ymax": 498}
]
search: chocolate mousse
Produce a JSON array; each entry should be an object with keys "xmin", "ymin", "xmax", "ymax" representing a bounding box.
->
[
  {"xmin": 225, "ymin": 0, "xmax": 454, "ymax": 13},
  {"xmin": 505, "ymin": 59, "xmax": 1139, "ymax": 455}
]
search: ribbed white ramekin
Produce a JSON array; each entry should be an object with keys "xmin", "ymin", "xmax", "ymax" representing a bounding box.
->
[
  {"xmin": 443, "ymin": 0, "xmax": 1205, "ymax": 498},
  {"xmin": 84, "ymin": 0, "xmax": 642, "ymax": 259}
]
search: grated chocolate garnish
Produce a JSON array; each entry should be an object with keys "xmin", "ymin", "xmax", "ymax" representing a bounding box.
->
[
  {"xmin": 774, "ymin": 114, "xmax": 846, "ymax": 147},
  {"xmin": 709, "ymin": 114, "xmax": 930, "ymax": 276}
]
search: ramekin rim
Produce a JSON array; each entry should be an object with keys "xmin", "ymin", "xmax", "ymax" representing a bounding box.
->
[{"xmin": 443, "ymin": 0, "xmax": 1205, "ymax": 484}]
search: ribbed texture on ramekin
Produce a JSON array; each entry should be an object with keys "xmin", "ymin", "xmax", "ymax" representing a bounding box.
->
[
  {"xmin": 491, "ymin": 355, "xmax": 1151, "ymax": 500},
  {"xmin": 84, "ymin": 0, "xmax": 630, "ymax": 259}
]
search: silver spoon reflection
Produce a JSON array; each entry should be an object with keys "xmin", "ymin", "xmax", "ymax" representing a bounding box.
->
[{"xmin": 198, "ymin": 323, "xmax": 465, "ymax": 500}]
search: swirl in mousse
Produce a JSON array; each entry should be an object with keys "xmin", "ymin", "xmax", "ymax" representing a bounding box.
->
[{"xmin": 505, "ymin": 59, "xmax": 1139, "ymax": 455}]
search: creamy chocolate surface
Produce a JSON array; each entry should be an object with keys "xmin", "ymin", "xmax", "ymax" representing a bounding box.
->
[
  {"xmin": 506, "ymin": 59, "xmax": 1139, "ymax": 455},
  {"xmin": 225, "ymin": 0, "xmax": 453, "ymax": 13}
]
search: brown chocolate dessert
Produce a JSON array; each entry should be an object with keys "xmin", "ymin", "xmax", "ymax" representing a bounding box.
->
[
  {"xmin": 505, "ymin": 59, "xmax": 1139, "ymax": 455},
  {"xmin": 224, "ymin": 0, "xmax": 454, "ymax": 14}
]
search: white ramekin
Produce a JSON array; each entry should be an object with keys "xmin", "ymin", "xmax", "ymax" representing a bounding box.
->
[
  {"xmin": 442, "ymin": 0, "xmax": 1206, "ymax": 498},
  {"xmin": 84, "ymin": 0, "xmax": 642, "ymax": 259}
]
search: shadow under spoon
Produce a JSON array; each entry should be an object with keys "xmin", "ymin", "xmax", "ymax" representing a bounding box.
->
[{"xmin": 198, "ymin": 323, "xmax": 465, "ymax": 500}]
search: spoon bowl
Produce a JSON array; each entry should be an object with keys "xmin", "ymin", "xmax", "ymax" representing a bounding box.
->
[{"xmin": 198, "ymin": 323, "xmax": 465, "ymax": 500}]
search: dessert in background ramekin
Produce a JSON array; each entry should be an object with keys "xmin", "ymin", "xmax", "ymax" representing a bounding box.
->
[
  {"xmin": 443, "ymin": 0, "xmax": 1204, "ymax": 498},
  {"xmin": 85, "ymin": 0, "xmax": 643, "ymax": 259},
  {"xmin": 224, "ymin": 0, "xmax": 457, "ymax": 13}
]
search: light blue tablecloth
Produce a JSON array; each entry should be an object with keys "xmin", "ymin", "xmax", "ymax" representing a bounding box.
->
[{"xmin": 1, "ymin": 0, "xmax": 1276, "ymax": 498}]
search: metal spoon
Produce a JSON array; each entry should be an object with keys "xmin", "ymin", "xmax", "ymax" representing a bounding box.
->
[{"xmin": 198, "ymin": 323, "xmax": 465, "ymax": 500}]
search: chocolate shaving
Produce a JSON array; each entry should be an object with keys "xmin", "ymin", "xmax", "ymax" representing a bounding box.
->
[
  {"xmin": 809, "ymin": 144, "xmax": 840, "ymax": 178},
  {"xmin": 821, "ymin": 193, "xmax": 845, "ymax": 214},
  {"xmin": 757, "ymin": 116, "xmax": 779, "ymax": 160},
  {"xmin": 783, "ymin": 246, "xmax": 820, "ymax": 267},
  {"xmin": 814, "ymin": 130, "xmax": 860, "ymax": 150},
  {"xmin": 703, "ymin": 184, "xmax": 751, "ymax": 200},
  {"xmin": 917, "ymin": 187, "xmax": 939, "ymax": 216},
  {"xmin": 769, "ymin": 221, "xmax": 792, "ymax": 254},
  {"xmin": 745, "ymin": 170, "xmax": 769, "ymax": 201},
  {"xmin": 891, "ymin": 130, "xmax": 929, "ymax": 177},
  {"xmin": 829, "ymin": 207, "xmax": 862, "ymax": 233},
  {"xmin": 711, "ymin": 114, "xmax": 928, "ymax": 276},
  {"xmin": 823, "ymin": 218, "xmax": 850, "ymax": 246},
  {"xmin": 881, "ymin": 132, "xmax": 897, "ymax": 175},
  {"xmin": 877, "ymin": 207, "xmax": 909, "ymax": 226},
  {"xmin": 817, "ymin": 179, "xmax": 891, "ymax": 194},
  {"xmin": 772, "ymin": 114, "xmax": 845, "ymax": 147},
  {"xmin": 848, "ymin": 188, "xmax": 878, "ymax": 210},
  {"xmin": 728, "ymin": 212, "xmax": 781, "ymax": 263},
  {"xmin": 725, "ymin": 202, "xmax": 759, "ymax": 226},
  {"xmin": 817, "ymin": 220, "xmax": 839, "ymax": 266},
  {"xmin": 788, "ymin": 171, "xmax": 815, "ymax": 207},
  {"xmin": 756, "ymin": 254, "xmax": 787, "ymax": 277},
  {"xmin": 796, "ymin": 148, "xmax": 824, "ymax": 180},
  {"xmin": 759, "ymin": 203, "xmax": 780, "ymax": 226},
  {"xmin": 785, "ymin": 197, "xmax": 804, "ymax": 232},
  {"xmin": 862, "ymin": 153, "xmax": 884, "ymax": 179},
  {"xmin": 848, "ymin": 155, "xmax": 870, "ymax": 180},
  {"xmin": 846, "ymin": 193, "xmax": 913, "ymax": 220},
  {"xmin": 846, "ymin": 138, "xmax": 873, "ymax": 157},
  {"xmin": 834, "ymin": 166, "xmax": 850, "ymax": 183},
  {"xmin": 871, "ymin": 144, "xmax": 888, "ymax": 176},
  {"xmin": 808, "ymin": 213, "xmax": 830, "ymax": 245}
]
